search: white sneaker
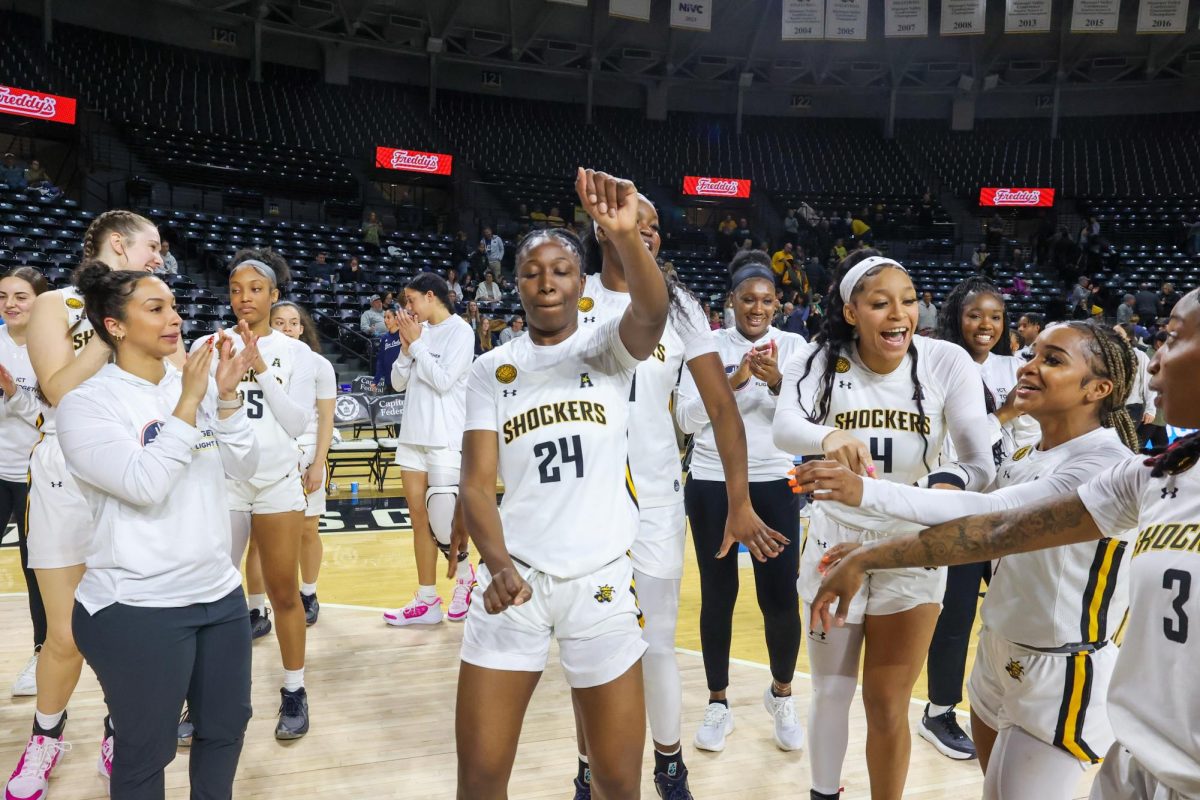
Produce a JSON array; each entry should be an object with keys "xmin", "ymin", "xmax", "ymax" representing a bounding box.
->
[
  {"xmin": 693, "ymin": 702, "xmax": 734, "ymax": 752},
  {"xmin": 383, "ymin": 595, "xmax": 444, "ymax": 627},
  {"xmin": 763, "ymin": 687, "xmax": 805, "ymax": 751},
  {"xmin": 11, "ymin": 652, "xmax": 37, "ymax": 697},
  {"xmin": 447, "ymin": 563, "xmax": 476, "ymax": 622}
]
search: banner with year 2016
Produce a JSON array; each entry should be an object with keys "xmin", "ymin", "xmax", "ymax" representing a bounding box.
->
[{"xmin": 1136, "ymin": 0, "xmax": 1188, "ymax": 33}]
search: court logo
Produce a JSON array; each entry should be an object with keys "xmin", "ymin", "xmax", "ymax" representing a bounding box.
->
[
  {"xmin": 835, "ymin": 357, "xmax": 851, "ymax": 374},
  {"xmin": 593, "ymin": 585, "xmax": 614, "ymax": 603},
  {"xmin": 65, "ymin": 297, "xmax": 84, "ymax": 309},
  {"xmin": 495, "ymin": 364, "xmax": 517, "ymax": 384},
  {"xmin": 1012, "ymin": 445, "xmax": 1032, "ymax": 461},
  {"xmin": 1005, "ymin": 658, "xmax": 1024, "ymax": 682},
  {"xmin": 140, "ymin": 420, "xmax": 165, "ymax": 446},
  {"xmin": 577, "ymin": 297, "xmax": 595, "ymax": 313}
]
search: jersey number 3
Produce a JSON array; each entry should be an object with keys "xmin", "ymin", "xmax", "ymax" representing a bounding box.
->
[
  {"xmin": 534, "ymin": 435, "xmax": 584, "ymax": 484},
  {"xmin": 1163, "ymin": 568, "xmax": 1190, "ymax": 644}
]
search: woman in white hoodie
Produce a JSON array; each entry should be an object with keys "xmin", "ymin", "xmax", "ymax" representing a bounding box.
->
[{"xmin": 58, "ymin": 263, "xmax": 260, "ymax": 799}]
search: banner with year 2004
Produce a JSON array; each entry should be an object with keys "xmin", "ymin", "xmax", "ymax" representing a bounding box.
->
[
  {"xmin": 1005, "ymin": 0, "xmax": 1052, "ymax": 32},
  {"xmin": 782, "ymin": 0, "xmax": 824, "ymax": 40},
  {"xmin": 886, "ymin": 0, "xmax": 928, "ymax": 37},
  {"xmin": 1070, "ymin": 0, "xmax": 1120, "ymax": 32},
  {"xmin": 941, "ymin": 0, "xmax": 986, "ymax": 35},
  {"xmin": 824, "ymin": 0, "xmax": 868, "ymax": 40},
  {"xmin": 1137, "ymin": 0, "xmax": 1188, "ymax": 33}
]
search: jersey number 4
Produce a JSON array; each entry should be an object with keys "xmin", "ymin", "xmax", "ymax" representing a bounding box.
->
[
  {"xmin": 534, "ymin": 435, "xmax": 584, "ymax": 484},
  {"xmin": 869, "ymin": 436, "xmax": 893, "ymax": 474},
  {"xmin": 1163, "ymin": 568, "xmax": 1190, "ymax": 644}
]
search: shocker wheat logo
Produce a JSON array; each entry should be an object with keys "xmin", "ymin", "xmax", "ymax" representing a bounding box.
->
[
  {"xmin": 835, "ymin": 357, "xmax": 851, "ymax": 374},
  {"xmin": 594, "ymin": 585, "xmax": 614, "ymax": 603},
  {"xmin": 65, "ymin": 297, "xmax": 84, "ymax": 309},
  {"xmin": 1005, "ymin": 658, "xmax": 1025, "ymax": 682},
  {"xmin": 1012, "ymin": 445, "xmax": 1032, "ymax": 461},
  {"xmin": 495, "ymin": 364, "xmax": 518, "ymax": 384},
  {"xmin": 578, "ymin": 297, "xmax": 595, "ymax": 312}
]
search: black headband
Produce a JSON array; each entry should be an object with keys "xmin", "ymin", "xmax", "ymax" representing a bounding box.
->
[{"xmin": 731, "ymin": 264, "xmax": 777, "ymax": 290}]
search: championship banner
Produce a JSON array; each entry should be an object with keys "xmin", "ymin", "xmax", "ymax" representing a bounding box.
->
[
  {"xmin": 670, "ymin": 0, "xmax": 711, "ymax": 31},
  {"xmin": 979, "ymin": 187, "xmax": 1056, "ymax": 207},
  {"xmin": 548, "ymin": 0, "xmax": 587, "ymax": 5},
  {"xmin": 824, "ymin": 0, "xmax": 868, "ymax": 40},
  {"xmin": 941, "ymin": 0, "xmax": 986, "ymax": 35},
  {"xmin": 782, "ymin": 0, "xmax": 825, "ymax": 39},
  {"xmin": 1137, "ymin": 0, "xmax": 1188, "ymax": 33},
  {"xmin": 610, "ymin": 0, "xmax": 651, "ymax": 22},
  {"xmin": 886, "ymin": 0, "xmax": 929, "ymax": 37},
  {"xmin": 374, "ymin": 146, "xmax": 453, "ymax": 175},
  {"xmin": 1070, "ymin": 0, "xmax": 1121, "ymax": 32},
  {"xmin": 1005, "ymin": 0, "xmax": 1052, "ymax": 32},
  {"xmin": 683, "ymin": 175, "xmax": 751, "ymax": 199},
  {"xmin": 0, "ymin": 85, "xmax": 76, "ymax": 125}
]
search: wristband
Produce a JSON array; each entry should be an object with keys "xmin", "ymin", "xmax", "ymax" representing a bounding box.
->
[{"xmin": 217, "ymin": 393, "xmax": 245, "ymax": 410}]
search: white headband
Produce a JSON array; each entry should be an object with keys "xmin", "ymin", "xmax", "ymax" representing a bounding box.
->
[
  {"xmin": 230, "ymin": 258, "xmax": 277, "ymax": 287},
  {"xmin": 838, "ymin": 256, "xmax": 907, "ymax": 299}
]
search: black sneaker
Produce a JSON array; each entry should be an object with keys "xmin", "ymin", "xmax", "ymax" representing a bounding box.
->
[
  {"xmin": 275, "ymin": 687, "xmax": 309, "ymax": 740},
  {"xmin": 654, "ymin": 764, "xmax": 694, "ymax": 800},
  {"xmin": 572, "ymin": 777, "xmax": 591, "ymax": 800},
  {"xmin": 811, "ymin": 790, "xmax": 842, "ymax": 800},
  {"xmin": 301, "ymin": 592, "xmax": 319, "ymax": 626},
  {"xmin": 177, "ymin": 707, "xmax": 193, "ymax": 747},
  {"xmin": 250, "ymin": 607, "xmax": 272, "ymax": 640},
  {"xmin": 918, "ymin": 704, "xmax": 977, "ymax": 760}
]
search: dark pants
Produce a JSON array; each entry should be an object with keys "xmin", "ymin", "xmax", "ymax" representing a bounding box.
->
[
  {"xmin": 73, "ymin": 589, "xmax": 252, "ymax": 800},
  {"xmin": 927, "ymin": 561, "xmax": 991, "ymax": 707},
  {"xmin": 0, "ymin": 478, "xmax": 45, "ymax": 648},
  {"xmin": 685, "ymin": 478, "xmax": 802, "ymax": 692}
]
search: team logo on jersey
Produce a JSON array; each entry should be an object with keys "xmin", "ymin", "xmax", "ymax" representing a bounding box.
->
[
  {"xmin": 577, "ymin": 297, "xmax": 595, "ymax": 312},
  {"xmin": 495, "ymin": 364, "xmax": 517, "ymax": 384},
  {"xmin": 1005, "ymin": 658, "xmax": 1025, "ymax": 682},
  {"xmin": 1012, "ymin": 445, "xmax": 1033, "ymax": 462},
  {"xmin": 271, "ymin": 358, "xmax": 281, "ymax": 368},
  {"xmin": 1161, "ymin": 487, "xmax": 1179, "ymax": 500},
  {"xmin": 835, "ymin": 357, "xmax": 851, "ymax": 374},
  {"xmin": 140, "ymin": 420, "xmax": 165, "ymax": 446},
  {"xmin": 579, "ymin": 372, "xmax": 593, "ymax": 388},
  {"xmin": 594, "ymin": 585, "xmax": 614, "ymax": 603},
  {"xmin": 65, "ymin": 297, "xmax": 84, "ymax": 309}
]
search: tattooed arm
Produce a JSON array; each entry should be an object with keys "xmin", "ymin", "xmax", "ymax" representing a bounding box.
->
[{"xmin": 811, "ymin": 492, "xmax": 1102, "ymax": 632}]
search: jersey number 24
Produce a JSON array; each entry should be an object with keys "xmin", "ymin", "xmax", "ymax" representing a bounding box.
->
[{"xmin": 534, "ymin": 435, "xmax": 584, "ymax": 484}]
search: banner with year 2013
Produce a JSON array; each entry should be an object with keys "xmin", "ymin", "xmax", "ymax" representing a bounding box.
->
[
  {"xmin": 1005, "ymin": 0, "xmax": 1052, "ymax": 32},
  {"xmin": 782, "ymin": 0, "xmax": 824, "ymax": 40},
  {"xmin": 941, "ymin": 0, "xmax": 986, "ymax": 35},
  {"xmin": 886, "ymin": 0, "xmax": 928, "ymax": 37}
]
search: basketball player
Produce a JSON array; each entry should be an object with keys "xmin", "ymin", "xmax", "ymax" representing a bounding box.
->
[
  {"xmin": 454, "ymin": 169, "xmax": 667, "ymax": 800},
  {"xmin": 922, "ymin": 276, "xmax": 1040, "ymax": 760},
  {"xmin": 6, "ymin": 211, "xmax": 166, "ymax": 798},
  {"xmin": 675, "ymin": 251, "xmax": 806, "ymax": 754},
  {"xmin": 271, "ymin": 301, "xmax": 336, "ymax": 624},
  {"xmin": 59, "ymin": 264, "xmax": 259, "ymax": 799},
  {"xmin": 795, "ymin": 320, "xmax": 1139, "ymax": 799},
  {"xmin": 812, "ymin": 289, "xmax": 1200, "ymax": 800},
  {"xmin": 381, "ymin": 272, "xmax": 476, "ymax": 627},
  {"xmin": 190, "ymin": 249, "xmax": 316, "ymax": 740},
  {"xmin": 772, "ymin": 250, "xmax": 996, "ymax": 800},
  {"xmin": 575, "ymin": 193, "xmax": 780, "ymax": 799},
  {"xmin": 0, "ymin": 268, "xmax": 50, "ymax": 697}
]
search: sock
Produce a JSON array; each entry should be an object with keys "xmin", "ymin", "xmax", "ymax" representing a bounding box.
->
[
  {"xmin": 811, "ymin": 790, "xmax": 841, "ymax": 800},
  {"xmin": 283, "ymin": 667, "xmax": 305, "ymax": 693},
  {"xmin": 653, "ymin": 747, "xmax": 684, "ymax": 779},
  {"xmin": 772, "ymin": 682, "xmax": 792, "ymax": 698},
  {"xmin": 576, "ymin": 755, "xmax": 590, "ymax": 787},
  {"xmin": 417, "ymin": 584, "xmax": 438, "ymax": 604},
  {"xmin": 248, "ymin": 593, "xmax": 267, "ymax": 614},
  {"xmin": 927, "ymin": 703, "xmax": 953, "ymax": 717},
  {"xmin": 710, "ymin": 698, "xmax": 728, "ymax": 708},
  {"xmin": 455, "ymin": 559, "xmax": 473, "ymax": 581},
  {"xmin": 103, "ymin": 714, "xmax": 114, "ymax": 740},
  {"xmin": 33, "ymin": 709, "xmax": 66, "ymax": 737},
  {"xmin": 300, "ymin": 582, "xmax": 317, "ymax": 597}
]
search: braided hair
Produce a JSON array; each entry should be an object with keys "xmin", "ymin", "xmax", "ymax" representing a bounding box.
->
[
  {"xmin": 936, "ymin": 276, "xmax": 1013, "ymax": 357},
  {"xmin": 792, "ymin": 249, "xmax": 932, "ymax": 470},
  {"xmin": 81, "ymin": 210, "xmax": 154, "ymax": 262},
  {"xmin": 1057, "ymin": 321, "xmax": 1139, "ymax": 453}
]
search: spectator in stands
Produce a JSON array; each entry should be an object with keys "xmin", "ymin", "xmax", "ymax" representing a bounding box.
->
[
  {"xmin": 850, "ymin": 212, "xmax": 871, "ymax": 244},
  {"xmin": 362, "ymin": 212, "xmax": 383, "ymax": 254},
  {"xmin": 311, "ymin": 252, "xmax": 335, "ymax": 283},
  {"xmin": 918, "ymin": 193, "xmax": 934, "ymax": 228},
  {"xmin": 708, "ymin": 309, "xmax": 722, "ymax": 331},
  {"xmin": 481, "ymin": 228, "xmax": 504, "ymax": 279},
  {"xmin": 373, "ymin": 309, "xmax": 403, "ymax": 389},
  {"xmin": 985, "ymin": 211, "xmax": 1004, "ymax": 248},
  {"xmin": 446, "ymin": 270, "xmax": 465, "ymax": 306},
  {"xmin": 661, "ymin": 260, "xmax": 678, "ymax": 283},
  {"xmin": 771, "ymin": 243, "xmax": 794, "ymax": 283},
  {"xmin": 735, "ymin": 217, "xmax": 753, "ymax": 245},
  {"xmin": 782, "ymin": 209, "xmax": 800, "ymax": 246},
  {"xmin": 23, "ymin": 159, "xmax": 50, "ymax": 188},
  {"xmin": 0, "ymin": 153, "xmax": 25, "ymax": 189},
  {"xmin": 1117, "ymin": 294, "xmax": 1137, "ymax": 325},
  {"xmin": 474, "ymin": 272, "xmax": 502, "ymax": 306},
  {"xmin": 971, "ymin": 243, "xmax": 992, "ymax": 273},
  {"xmin": 1134, "ymin": 282, "xmax": 1159, "ymax": 323},
  {"xmin": 529, "ymin": 206, "xmax": 548, "ymax": 228},
  {"xmin": 360, "ymin": 296, "xmax": 387, "ymax": 336},
  {"xmin": 451, "ymin": 231, "xmax": 471, "ymax": 280},
  {"xmin": 1007, "ymin": 273, "xmax": 1030, "ymax": 298},
  {"xmin": 1009, "ymin": 246, "xmax": 1026, "ymax": 269},
  {"xmin": 917, "ymin": 291, "xmax": 938, "ymax": 336},
  {"xmin": 338, "ymin": 256, "xmax": 362, "ymax": 285},
  {"xmin": 716, "ymin": 214, "xmax": 737, "ymax": 262},
  {"xmin": 158, "ymin": 240, "xmax": 179, "ymax": 275},
  {"xmin": 782, "ymin": 301, "xmax": 808, "ymax": 338},
  {"xmin": 516, "ymin": 204, "xmax": 531, "ymax": 229},
  {"xmin": 546, "ymin": 207, "xmax": 565, "ymax": 229},
  {"xmin": 498, "ymin": 315, "xmax": 525, "ymax": 345},
  {"xmin": 830, "ymin": 238, "xmax": 847, "ymax": 264},
  {"xmin": 1158, "ymin": 281, "xmax": 1180, "ymax": 321},
  {"xmin": 382, "ymin": 291, "xmax": 400, "ymax": 312},
  {"xmin": 1015, "ymin": 313, "xmax": 1043, "ymax": 357},
  {"xmin": 1069, "ymin": 276, "xmax": 1090, "ymax": 307},
  {"xmin": 805, "ymin": 256, "xmax": 828, "ymax": 298},
  {"xmin": 1186, "ymin": 215, "xmax": 1200, "ymax": 258}
]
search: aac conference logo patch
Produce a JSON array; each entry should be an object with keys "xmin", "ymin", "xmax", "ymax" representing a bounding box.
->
[
  {"xmin": 577, "ymin": 297, "xmax": 595, "ymax": 312},
  {"xmin": 495, "ymin": 364, "xmax": 517, "ymax": 384},
  {"xmin": 835, "ymin": 357, "xmax": 851, "ymax": 374},
  {"xmin": 140, "ymin": 420, "xmax": 165, "ymax": 446},
  {"xmin": 65, "ymin": 297, "xmax": 84, "ymax": 309}
]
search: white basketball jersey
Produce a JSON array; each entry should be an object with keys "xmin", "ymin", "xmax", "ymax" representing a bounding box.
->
[
  {"xmin": 464, "ymin": 317, "xmax": 641, "ymax": 579},
  {"xmin": 37, "ymin": 287, "xmax": 94, "ymax": 436},
  {"xmin": 1078, "ymin": 456, "xmax": 1200, "ymax": 797},
  {"xmin": 578, "ymin": 279, "xmax": 715, "ymax": 508},
  {"xmin": 983, "ymin": 426, "xmax": 1133, "ymax": 648},
  {"xmin": 0, "ymin": 326, "xmax": 41, "ymax": 481}
]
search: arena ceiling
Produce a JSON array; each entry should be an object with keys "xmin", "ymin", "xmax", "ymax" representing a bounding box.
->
[{"xmin": 160, "ymin": 0, "xmax": 1200, "ymax": 93}]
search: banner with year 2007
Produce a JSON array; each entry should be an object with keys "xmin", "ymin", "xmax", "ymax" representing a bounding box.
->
[
  {"xmin": 782, "ymin": 0, "xmax": 824, "ymax": 40},
  {"xmin": 941, "ymin": 0, "xmax": 986, "ymax": 35},
  {"xmin": 886, "ymin": 0, "xmax": 928, "ymax": 37}
]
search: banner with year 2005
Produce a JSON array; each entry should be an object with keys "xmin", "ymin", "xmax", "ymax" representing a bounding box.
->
[
  {"xmin": 1070, "ymin": 0, "xmax": 1120, "ymax": 33},
  {"xmin": 1137, "ymin": 0, "xmax": 1188, "ymax": 33},
  {"xmin": 824, "ymin": 0, "xmax": 868, "ymax": 40},
  {"xmin": 782, "ymin": 0, "xmax": 824, "ymax": 40},
  {"xmin": 941, "ymin": 0, "xmax": 986, "ymax": 35},
  {"xmin": 886, "ymin": 0, "xmax": 928, "ymax": 37},
  {"xmin": 1005, "ymin": 0, "xmax": 1052, "ymax": 32}
]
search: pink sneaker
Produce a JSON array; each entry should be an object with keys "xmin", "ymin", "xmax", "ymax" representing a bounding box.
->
[
  {"xmin": 383, "ymin": 595, "xmax": 444, "ymax": 627},
  {"xmin": 97, "ymin": 735, "xmax": 113, "ymax": 784},
  {"xmin": 447, "ymin": 564, "xmax": 476, "ymax": 622},
  {"xmin": 5, "ymin": 734, "xmax": 69, "ymax": 800}
]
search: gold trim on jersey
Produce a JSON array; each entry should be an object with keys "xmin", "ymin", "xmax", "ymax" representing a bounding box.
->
[
  {"xmin": 832, "ymin": 408, "xmax": 931, "ymax": 435},
  {"xmin": 625, "ymin": 460, "xmax": 638, "ymax": 508},
  {"xmin": 502, "ymin": 401, "xmax": 608, "ymax": 444},
  {"xmin": 628, "ymin": 564, "xmax": 645, "ymax": 629},
  {"xmin": 1053, "ymin": 652, "xmax": 1102, "ymax": 763},
  {"xmin": 1080, "ymin": 538, "xmax": 1124, "ymax": 643}
]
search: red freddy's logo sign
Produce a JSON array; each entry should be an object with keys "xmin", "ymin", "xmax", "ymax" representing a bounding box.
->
[
  {"xmin": 980, "ymin": 187, "xmax": 1055, "ymax": 207},
  {"xmin": 0, "ymin": 85, "xmax": 76, "ymax": 125},
  {"xmin": 374, "ymin": 146, "xmax": 453, "ymax": 175},
  {"xmin": 683, "ymin": 175, "xmax": 751, "ymax": 199}
]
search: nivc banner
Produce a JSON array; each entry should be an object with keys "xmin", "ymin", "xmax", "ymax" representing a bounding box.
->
[
  {"xmin": 374, "ymin": 146, "xmax": 453, "ymax": 175},
  {"xmin": 825, "ymin": 0, "xmax": 868, "ymax": 40},
  {"xmin": 1070, "ymin": 0, "xmax": 1121, "ymax": 32},
  {"xmin": 886, "ymin": 0, "xmax": 929, "ymax": 37},
  {"xmin": 1005, "ymin": 0, "xmax": 1053, "ymax": 32},
  {"xmin": 670, "ymin": 0, "xmax": 711, "ymax": 31},
  {"xmin": 782, "ymin": 0, "xmax": 825, "ymax": 40},
  {"xmin": 0, "ymin": 85, "xmax": 76, "ymax": 125},
  {"xmin": 980, "ymin": 187, "xmax": 1056, "ymax": 207},
  {"xmin": 941, "ymin": 0, "xmax": 986, "ymax": 35},
  {"xmin": 683, "ymin": 176, "xmax": 751, "ymax": 199},
  {"xmin": 1137, "ymin": 0, "xmax": 1188, "ymax": 33}
]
